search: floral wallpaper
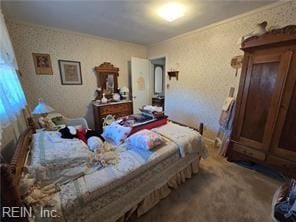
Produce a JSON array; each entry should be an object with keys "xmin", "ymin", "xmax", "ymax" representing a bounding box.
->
[
  {"xmin": 4, "ymin": 2, "xmax": 296, "ymax": 139},
  {"xmin": 6, "ymin": 20, "xmax": 147, "ymax": 128},
  {"xmin": 148, "ymin": 1, "xmax": 296, "ymax": 139}
]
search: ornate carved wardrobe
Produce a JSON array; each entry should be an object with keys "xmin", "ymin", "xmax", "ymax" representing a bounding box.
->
[{"xmin": 228, "ymin": 26, "xmax": 296, "ymax": 177}]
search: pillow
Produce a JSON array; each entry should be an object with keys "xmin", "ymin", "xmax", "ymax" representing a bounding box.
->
[
  {"xmin": 87, "ymin": 136, "xmax": 104, "ymax": 151},
  {"xmin": 38, "ymin": 117, "xmax": 55, "ymax": 129},
  {"xmin": 126, "ymin": 129, "xmax": 165, "ymax": 150},
  {"xmin": 51, "ymin": 116, "xmax": 65, "ymax": 125},
  {"xmin": 102, "ymin": 123, "xmax": 132, "ymax": 145}
]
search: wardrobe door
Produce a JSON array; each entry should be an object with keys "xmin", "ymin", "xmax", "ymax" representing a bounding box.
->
[
  {"xmin": 270, "ymin": 51, "xmax": 296, "ymax": 161},
  {"xmin": 234, "ymin": 51, "xmax": 292, "ymax": 152}
]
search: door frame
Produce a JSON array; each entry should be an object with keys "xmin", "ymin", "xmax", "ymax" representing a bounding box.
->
[{"xmin": 149, "ymin": 54, "xmax": 168, "ymax": 98}]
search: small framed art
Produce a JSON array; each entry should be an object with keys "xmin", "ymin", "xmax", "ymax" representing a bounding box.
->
[
  {"xmin": 58, "ymin": 60, "xmax": 82, "ymax": 85},
  {"xmin": 32, "ymin": 53, "xmax": 53, "ymax": 75}
]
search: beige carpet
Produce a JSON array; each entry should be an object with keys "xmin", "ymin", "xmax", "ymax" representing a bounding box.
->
[{"xmin": 138, "ymin": 146, "xmax": 282, "ymax": 222}]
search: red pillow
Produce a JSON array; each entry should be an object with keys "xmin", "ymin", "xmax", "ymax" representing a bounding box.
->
[{"xmin": 76, "ymin": 127, "xmax": 87, "ymax": 143}]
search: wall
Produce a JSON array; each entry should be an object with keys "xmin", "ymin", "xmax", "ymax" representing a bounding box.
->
[
  {"xmin": 4, "ymin": 2, "xmax": 296, "ymax": 139},
  {"xmin": 148, "ymin": 2, "xmax": 296, "ymax": 139},
  {"xmin": 6, "ymin": 20, "xmax": 147, "ymax": 128}
]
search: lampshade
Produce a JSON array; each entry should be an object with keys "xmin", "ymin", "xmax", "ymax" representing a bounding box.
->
[
  {"xmin": 32, "ymin": 98, "xmax": 54, "ymax": 115},
  {"xmin": 119, "ymin": 86, "xmax": 130, "ymax": 99}
]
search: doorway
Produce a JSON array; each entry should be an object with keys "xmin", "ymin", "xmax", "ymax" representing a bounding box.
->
[
  {"xmin": 150, "ymin": 57, "xmax": 166, "ymax": 111},
  {"xmin": 130, "ymin": 56, "xmax": 166, "ymax": 113}
]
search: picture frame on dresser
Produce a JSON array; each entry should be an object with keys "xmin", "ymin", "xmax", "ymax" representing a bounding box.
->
[{"xmin": 58, "ymin": 60, "xmax": 82, "ymax": 85}]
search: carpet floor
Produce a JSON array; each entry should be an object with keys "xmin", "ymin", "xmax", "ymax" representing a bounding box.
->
[{"xmin": 138, "ymin": 146, "xmax": 282, "ymax": 222}]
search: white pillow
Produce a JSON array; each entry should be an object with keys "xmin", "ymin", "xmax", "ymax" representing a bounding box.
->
[
  {"xmin": 126, "ymin": 129, "xmax": 165, "ymax": 150},
  {"xmin": 102, "ymin": 123, "xmax": 132, "ymax": 145},
  {"xmin": 87, "ymin": 136, "xmax": 104, "ymax": 151}
]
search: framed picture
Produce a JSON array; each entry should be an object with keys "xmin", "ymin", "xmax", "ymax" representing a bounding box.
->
[
  {"xmin": 32, "ymin": 53, "xmax": 53, "ymax": 75},
  {"xmin": 58, "ymin": 60, "xmax": 82, "ymax": 85}
]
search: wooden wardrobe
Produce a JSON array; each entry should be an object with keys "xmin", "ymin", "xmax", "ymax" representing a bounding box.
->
[{"xmin": 228, "ymin": 25, "xmax": 296, "ymax": 177}]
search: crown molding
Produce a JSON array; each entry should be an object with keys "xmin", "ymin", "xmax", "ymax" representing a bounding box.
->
[{"xmin": 4, "ymin": 17, "xmax": 147, "ymax": 48}]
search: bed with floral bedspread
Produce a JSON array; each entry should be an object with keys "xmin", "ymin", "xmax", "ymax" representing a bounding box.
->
[{"xmin": 22, "ymin": 122, "xmax": 208, "ymax": 222}]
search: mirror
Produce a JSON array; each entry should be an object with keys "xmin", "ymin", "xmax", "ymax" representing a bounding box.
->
[
  {"xmin": 105, "ymin": 74, "xmax": 115, "ymax": 95},
  {"xmin": 95, "ymin": 62, "xmax": 119, "ymax": 99},
  {"xmin": 154, "ymin": 65, "xmax": 163, "ymax": 94}
]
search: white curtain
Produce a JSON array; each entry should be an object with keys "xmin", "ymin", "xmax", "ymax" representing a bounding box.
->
[{"xmin": 0, "ymin": 10, "xmax": 27, "ymax": 143}]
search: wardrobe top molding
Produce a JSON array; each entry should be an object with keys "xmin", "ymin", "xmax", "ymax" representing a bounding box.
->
[{"xmin": 242, "ymin": 25, "xmax": 296, "ymax": 51}]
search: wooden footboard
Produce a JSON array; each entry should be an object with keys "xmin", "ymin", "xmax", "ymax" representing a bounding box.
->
[
  {"xmin": 169, "ymin": 120, "xmax": 204, "ymax": 135},
  {"xmin": 1, "ymin": 127, "xmax": 33, "ymax": 221}
]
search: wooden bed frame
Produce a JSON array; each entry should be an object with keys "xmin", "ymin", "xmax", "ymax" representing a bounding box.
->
[
  {"xmin": 0, "ymin": 121, "xmax": 203, "ymax": 221},
  {"xmin": 1, "ymin": 127, "xmax": 34, "ymax": 221}
]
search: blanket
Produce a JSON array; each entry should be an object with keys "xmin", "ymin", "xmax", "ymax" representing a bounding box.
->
[{"xmin": 152, "ymin": 122, "xmax": 208, "ymax": 158}]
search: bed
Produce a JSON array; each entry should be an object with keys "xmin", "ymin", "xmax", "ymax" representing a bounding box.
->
[{"xmin": 0, "ymin": 120, "xmax": 207, "ymax": 222}]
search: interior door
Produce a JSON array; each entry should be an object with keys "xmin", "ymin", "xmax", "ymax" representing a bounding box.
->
[
  {"xmin": 234, "ymin": 51, "xmax": 292, "ymax": 151},
  {"xmin": 270, "ymin": 51, "xmax": 296, "ymax": 161},
  {"xmin": 131, "ymin": 57, "xmax": 151, "ymax": 113}
]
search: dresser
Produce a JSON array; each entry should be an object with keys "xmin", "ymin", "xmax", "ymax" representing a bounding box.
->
[
  {"xmin": 93, "ymin": 101, "xmax": 133, "ymax": 132},
  {"xmin": 227, "ymin": 26, "xmax": 296, "ymax": 177}
]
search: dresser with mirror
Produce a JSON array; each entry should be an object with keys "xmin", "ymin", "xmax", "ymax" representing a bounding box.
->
[{"xmin": 93, "ymin": 62, "xmax": 133, "ymax": 132}]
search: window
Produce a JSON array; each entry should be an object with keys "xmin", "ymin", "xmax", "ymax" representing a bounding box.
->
[{"xmin": 0, "ymin": 11, "xmax": 27, "ymax": 139}]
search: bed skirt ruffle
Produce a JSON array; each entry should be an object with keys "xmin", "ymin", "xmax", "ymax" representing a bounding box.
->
[{"xmin": 116, "ymin": 158, "xmax": 200, "ymax": 222}]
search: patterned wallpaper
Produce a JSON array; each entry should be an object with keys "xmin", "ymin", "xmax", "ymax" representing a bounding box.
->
[
  {"xmin": 6, "ymin": 20, "xmax": 147, "ymax": 128},
  {"xmin": 5, "ymin": 2, "xmax": 296, "ymax": 139},
  {"xmin": 148, "ymin": 2, "xmax": 296, "ymax": 139}
]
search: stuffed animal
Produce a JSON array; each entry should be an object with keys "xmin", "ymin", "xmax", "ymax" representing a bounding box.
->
[
  {"xmin": 237, "ymin": 21, "xmax": 269, "ymax": 45},
  {"xmin": 20, "ymin": 173, "xmax": 58, "ymax": 207},
  {"xmin": 23, "ymin": 184, "xmax": 58, "ymax": 207},
  {"xmin": 19, "ymin": 174, "xmax": 36, "ymax": 196},
  {"xmin": 95, "ymin": 142, "xmax": 119, "ymax": 166}
]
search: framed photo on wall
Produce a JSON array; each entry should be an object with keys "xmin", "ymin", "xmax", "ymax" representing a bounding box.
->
[
  {"xmin": 58, "ymin": 60, "xmax": 82, "ymax": 85},
  {"xmin": 32, "ymin": 53, "xmax": 53, "ymax": 75}
]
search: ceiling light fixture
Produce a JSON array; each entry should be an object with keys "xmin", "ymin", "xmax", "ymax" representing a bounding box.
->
[{"xmin": 158, "ymin": 2, "xmax": 185, "ymax": 22}]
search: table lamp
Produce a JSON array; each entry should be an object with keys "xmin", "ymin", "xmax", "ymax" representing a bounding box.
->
[
  {"xmin": 32, "ymin": 98, "xmax": 54, "ymax": 130},
  {"xmin": 119, "ymin": 86, "xmax": 130, "ymax": 100}
]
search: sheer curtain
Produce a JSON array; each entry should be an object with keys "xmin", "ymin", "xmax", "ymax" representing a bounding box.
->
[{"xmin": 0, "ymin": 10, "xmax": 27, "ymax": 142}]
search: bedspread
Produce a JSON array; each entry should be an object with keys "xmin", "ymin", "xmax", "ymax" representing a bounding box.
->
[
  {"xmin": 27, "ymin": 131, "xmax": 92, "ymax": 186},
  {"xmin": 153, "ymin": 122, "xmax": 208, "ymax": 158},
  {"xmin": 27, "ymin": 123, "xmax": 207, "ymax": 221}
]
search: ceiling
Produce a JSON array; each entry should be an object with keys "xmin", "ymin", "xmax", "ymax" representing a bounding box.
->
[{"xmin": 1, "ymin": 0, "xmax": 275, "ymax": 45}]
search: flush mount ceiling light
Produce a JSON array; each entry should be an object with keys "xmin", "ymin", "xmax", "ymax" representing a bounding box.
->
[{"xmin": 158, "ymin": 2, "xmax": 185, "ymax": 22}]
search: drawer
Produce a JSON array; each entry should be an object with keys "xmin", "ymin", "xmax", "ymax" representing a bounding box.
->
[
  {"xmin": 232, "ymin": 143, "xmax": 266, "ymax": 161},
  {"xmin": 266, "ymin": 155, "xmax": 296, "ymax": 172},
  {"xmin": 100, "ymin": 111, "xmax": 131, "ymax": 120},
  {"xmin": 100, "ymin": 103, "xmax": 131, "ymax": 115},
  {"xmin": 116, "ymin": 111, "xmax": 132, "ymax": 118}
]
